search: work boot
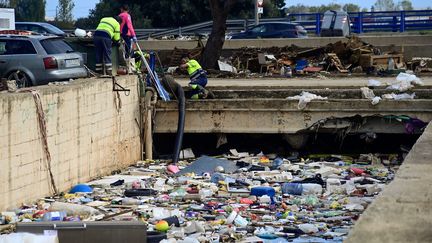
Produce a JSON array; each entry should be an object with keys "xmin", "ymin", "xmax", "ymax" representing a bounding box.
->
[
  {"xmin": 199, "ymin": 89, "xmax": 209, "ymax": 99},
  {"xmin": 199, "ymin": 88, "xmax": 215, "ymax": 99}
]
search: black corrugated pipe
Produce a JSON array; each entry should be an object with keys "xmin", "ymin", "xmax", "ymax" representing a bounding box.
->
[{"xmin": 161, "ymin": 75, "xmax": 185, "ymax": 164}]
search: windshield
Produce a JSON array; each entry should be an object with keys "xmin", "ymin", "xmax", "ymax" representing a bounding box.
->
[
  {"xmin": 41, "ymin": 23, "xmax": 65, "ymax": 35},
  {"xmin": 40, "ymin": 38, "xmax": 74, "ymax": 54}
]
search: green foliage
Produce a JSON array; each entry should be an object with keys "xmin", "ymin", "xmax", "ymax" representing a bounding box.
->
[
  {"xmin": 10, "ymin": 0, "xmax": 46, "ymax": 21},
  {"xmin": 284, "ymin": 4, "xmax": 310, "ymax": 14},
  {"xmin": 0, "ymin": 0, "xmax": 8, "ymax": 7},
  {"xmin": 374, "ymin": 0, "xmax": 397, "ymax": 11},
  {"xmin": 343, "ymin": 3, "xmax": 361, "ymax": 12},
  {"xmin": 263, "ymin": 0, "xmax": 286, "ymax": 18},
  {"xmin": 56, "ymin": 0, "xmax": 75, "ymax": 23},
  {"xmin": 309, "ymin": 3, "xmax": 342, "ymax": 13},
  {"xmin": 49, "ymin": 20, "xmax": 74, "ymax": 29},
  {"xmin": 285, "ymin": 3, "xmax": 354, "ymax": 14},
  {"xmin": 399, "ymin": 0, "xmax": 413, "ymax": 10},
  {"xmin": 77, "ymin": 0, "xmax": 286, "ymax": 29}
]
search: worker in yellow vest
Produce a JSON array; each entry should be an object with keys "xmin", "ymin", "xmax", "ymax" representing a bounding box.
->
[
  {"xmin": 180, "ymin": 56, "xmax": 209, "ymax": 99},
  {"xmin": 93, "ymin": 17, "xmax": 121, "ymax": 76}
]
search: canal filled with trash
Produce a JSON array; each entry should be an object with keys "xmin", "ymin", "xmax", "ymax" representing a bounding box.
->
[{"xmin": 1, "ymin": 126, "xmax": 424, "ymax": 243}]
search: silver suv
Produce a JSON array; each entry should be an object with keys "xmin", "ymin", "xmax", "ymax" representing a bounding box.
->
[{"xmin": 0, "ymin": 33, "xmax": 87, "ymax": 87}]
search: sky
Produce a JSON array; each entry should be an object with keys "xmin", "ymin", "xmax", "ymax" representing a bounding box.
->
[
  {"xmin": 45, "ymin": 0, "xmax": 431, "ymax": 19},
  {"xmin": 45, "ymin": 0, "xmax": 99, "ymax": 19}
]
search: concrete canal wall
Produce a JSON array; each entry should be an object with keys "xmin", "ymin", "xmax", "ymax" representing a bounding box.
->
[{"xmin": 0, "ymin": 76, "xmax": 141, "ymax": 211}]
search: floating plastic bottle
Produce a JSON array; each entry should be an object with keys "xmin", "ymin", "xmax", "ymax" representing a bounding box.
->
[
  {"xmin": 42, "ymin": 211, "xmax": 67, "ymax": 221},
  {"xmin": 282, "ymin": 183, "xmax": 322, "ymax": 195},
  {"xmin": 282, "ymin": 183, "xmax": 303, "ymax": 195}
]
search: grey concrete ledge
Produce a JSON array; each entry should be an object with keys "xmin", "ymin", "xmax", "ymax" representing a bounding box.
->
[{"xmin": 346, "ymin": 122, "xmax": 432, "ymax": 243}]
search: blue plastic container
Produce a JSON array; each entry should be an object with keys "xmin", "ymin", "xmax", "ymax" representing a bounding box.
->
[
  {"xmin": 250, "ymin": 187, "xmax": 276, "ymax": 197},
  {"xmin": 250, "ymin": 186, "xmax": 276, "ymax": 204},
  {"xmin": 271, "ymin": 157, "xmax": 284, "ymax": 170},
  {"xmin": 69, "ymin": 184, "xmax": 93, "ymax": 193}
]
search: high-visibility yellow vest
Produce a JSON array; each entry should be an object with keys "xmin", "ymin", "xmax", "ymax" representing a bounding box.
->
[
  {"xmin": 96, "ymin": 17, "xmax": 121, "ymax": 41},
  {"xmin": 186, "ymin": 59, "xmax": 202, "ymax": 76}
]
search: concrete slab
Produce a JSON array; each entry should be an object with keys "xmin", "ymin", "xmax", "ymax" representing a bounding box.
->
[
  {"xmin": 141, "ymin": 35, "xmax": 432, "ymax": 50},
  {"xmin": 346, "ymin": 122, "xmax": 432, "ymax": 243},
  {"xmin": 174, "ymin": 76, "xmax": 432, "ymax": 88}
]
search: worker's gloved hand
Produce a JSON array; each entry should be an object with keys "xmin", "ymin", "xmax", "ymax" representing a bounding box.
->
[{"xmin": 132, "ymin": 36, "xmax": 138, "ymax": 43}]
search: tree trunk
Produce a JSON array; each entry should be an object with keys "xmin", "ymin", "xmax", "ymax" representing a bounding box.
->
[{"xmin": 201, "ymin": 0, "xmax": 236, "ymax": 69}]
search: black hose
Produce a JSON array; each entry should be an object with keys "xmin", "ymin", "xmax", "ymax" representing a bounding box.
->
[{"xmin": 161, "ymin": 75, "xmax": 185, "ymax": 164}]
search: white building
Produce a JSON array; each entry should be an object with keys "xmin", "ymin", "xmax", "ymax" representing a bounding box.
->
[{"xmin": 0, "ymin": 8, "xmax": 15, "ymax": 30}]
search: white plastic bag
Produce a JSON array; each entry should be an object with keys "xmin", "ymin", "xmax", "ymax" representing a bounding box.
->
[
  {"xmin": 387, "ymin": 72, "xmax": 423, "ymax": 92},
  {"xmin": 396, "ymin": 72, "xmax": 423, "ymax": 85},
  {"xmin": 49, "ymin": 202, "xmax": 101, "ymax": 219},
  {"xmin": 371, "ymin": 96, "xmax": 381, "ymax": 105},
  {"xmin": 393, "ymin": 93, "xmax": 415, "ymax": 100},
  {"xmin": 299, "ymin": 223, "xmax": 319, "ymax": 234},
  {"xmin": 360, "ymin": 87, "xmax": 375, "ymax": 99},
  {"xmin": 382, "ymin": 93, "xmax": 415, "ymax": 100},
  {"xmin": 287, "ymin": 91, "xmax": 327, "ymax": 110}
]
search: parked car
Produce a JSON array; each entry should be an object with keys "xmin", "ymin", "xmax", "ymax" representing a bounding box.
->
[
  {"xmin": 0, "ymin": 32, "xmax": 87, "ymax": 87},
  {"xmin": 15, "ymin": 22, "xmax": 66, "ymax": 37},
  {"xmin": 229, "ymin": 22, "xmax": 308, "ymax": 39}
]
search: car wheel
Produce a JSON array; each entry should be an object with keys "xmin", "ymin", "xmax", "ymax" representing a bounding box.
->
[{"xmin": 7, "ymin": 71, "xmax": 32, "ymax": 88}]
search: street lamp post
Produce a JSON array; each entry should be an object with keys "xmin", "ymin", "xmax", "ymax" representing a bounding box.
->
[{"xmin": 255, "ymin": 0, "xmax": 264, "ymax": 25}]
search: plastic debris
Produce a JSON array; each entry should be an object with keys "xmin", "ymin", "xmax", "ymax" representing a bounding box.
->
[
  {"xmin": 382, "ymin": 92, "xmax": 416, "ymax": 100},
  {"xmin": 387, "ymin": 72, "xmax": 423, "ymax": 92},
  {"xmin": 1, "ymin": 150, "xmax": 403, "ymax": 242},
  {"xmin": 287, "ymin": 92, "xmax": 328, "ymax": 110}
]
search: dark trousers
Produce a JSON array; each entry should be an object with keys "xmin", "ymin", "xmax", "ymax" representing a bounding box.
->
[
  {"xmin": 94, "ymin": 34, "xmax": 112, "ymax": 73},
  {"xmin": 122, "ymin": 35, "xmax": 132, "ymax": 58},
  {"xmin": 189, "ymin": 75, "xmax": 208, "ymax": 97}
]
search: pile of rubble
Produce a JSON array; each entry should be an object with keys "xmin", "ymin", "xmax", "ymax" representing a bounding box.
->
[
  {"xmin": 1, "ymin": 150, "xmax": 403, "ymax": 242},
  {"xmin": 223, "ymin": 36, "xmax": 408, "ymax": 76}
]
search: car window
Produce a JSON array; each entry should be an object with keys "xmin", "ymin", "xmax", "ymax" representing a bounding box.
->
[
  {"xmin": 40, "ymin": 38, "xmax": 74, "ymax": 54},
  {"xmin": 273, "ymin": 24, "xmax": 289, "ymax": 31},
  {"xmin": 0, "ymin": 39, "xmax": 36, "ymax": 55},
  {"xmin": 250, "ymin": 25, "xmax": 267, "ymax": 33},
  {"xmin": 0, "ymin": 40, "xmax": 6, "ymax": 54},
  {"xmin": 28, "ymin": 24, "xmax": 47, "ymax": 34},
  {"xmin": 41, "ymin": 23, "xmax": 65, "ymax": 35},
  {"xmin": 15, "ymin": 24, "xmax": 29, "ymax": 31}
]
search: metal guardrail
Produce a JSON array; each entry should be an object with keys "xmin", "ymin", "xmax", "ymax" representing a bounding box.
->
[
  {"xmin": 288, "ymin": 10, "xmax": 432, "ymax": 35},
  {"xmin": 64, "ymin": 10, "xmax": 432, "ymax": 39}
]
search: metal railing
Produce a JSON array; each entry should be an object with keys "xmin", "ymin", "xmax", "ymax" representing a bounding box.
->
[
  {"xmin": 64, "ymin": 10, "xmax": 432, "ymax": 38},
  {"xmin": 287, "ymin": 10, "xmax": 432, "ymax": 35}
]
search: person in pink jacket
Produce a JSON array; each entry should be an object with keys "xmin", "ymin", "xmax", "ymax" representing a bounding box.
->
[{"xmin": 119, "ymin": 5, "xmax": 137, "ymax": 59}]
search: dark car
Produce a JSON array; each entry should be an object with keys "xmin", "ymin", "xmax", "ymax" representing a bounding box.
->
[
  {"xmin": 15, "ymin": 22, "xmax": 66, "ymax": 37},
  {"xmin": 0, "ymin": 32, "xmax": 87, "ymax": 87},
  {"xmin": 229, "ymin": 22, "xmax": 307, "ymax": 39}
]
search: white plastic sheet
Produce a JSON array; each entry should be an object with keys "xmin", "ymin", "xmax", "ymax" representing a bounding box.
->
[
  {"xmin": 0, "ymin": 233, "xmax": 58, "ymax": 243},
  {"xmin": 387, "ymin": 72, "xmax": 423, "ymax": 92},
  {"xmin": 382, "ymin": 93, "xmax": 416, "ymax": 100},
  {"xmin": 287, "ymin": 92, "xmax": 328, "ymax": 110}
]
